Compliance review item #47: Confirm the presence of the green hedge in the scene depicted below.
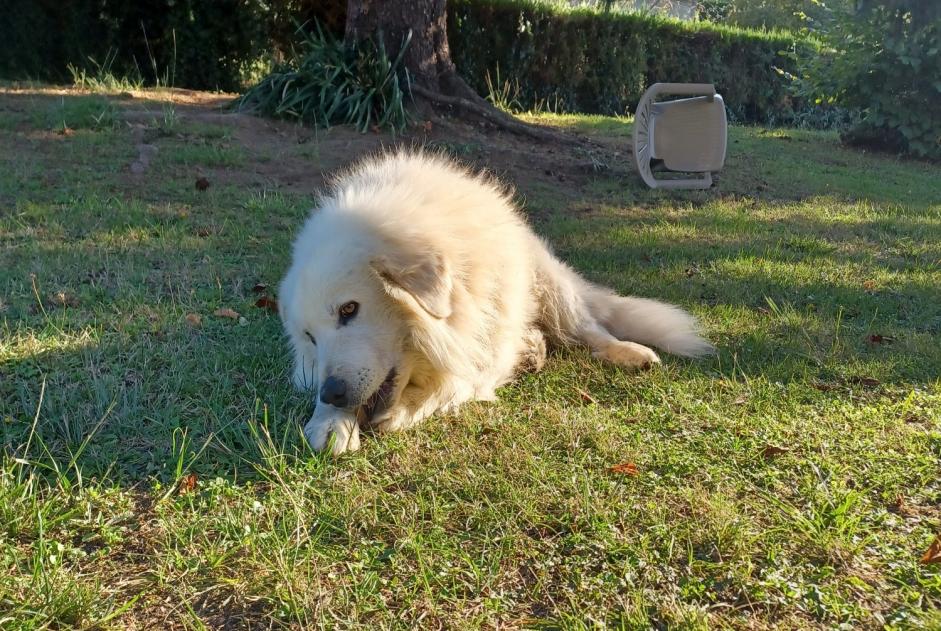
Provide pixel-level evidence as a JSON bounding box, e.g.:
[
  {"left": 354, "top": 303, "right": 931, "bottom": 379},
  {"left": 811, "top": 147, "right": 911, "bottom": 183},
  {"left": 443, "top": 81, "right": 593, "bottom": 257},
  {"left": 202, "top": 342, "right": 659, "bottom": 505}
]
[
  {"left": 1, "top": 0, "right": 281, "bottom": 92},
  {"left": 1, "top": 0, "right": 809, "bottom": 122},
  {"left": 448, "top": 0, "right": 812, "bottom": 121}
]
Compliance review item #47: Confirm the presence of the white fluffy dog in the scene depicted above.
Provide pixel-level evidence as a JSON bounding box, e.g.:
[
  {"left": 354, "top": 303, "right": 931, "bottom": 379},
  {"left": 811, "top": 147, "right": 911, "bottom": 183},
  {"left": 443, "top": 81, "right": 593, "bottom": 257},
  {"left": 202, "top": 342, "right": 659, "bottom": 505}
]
[{"left": 279, "top": 152, "right": 713, "bottom": 454}]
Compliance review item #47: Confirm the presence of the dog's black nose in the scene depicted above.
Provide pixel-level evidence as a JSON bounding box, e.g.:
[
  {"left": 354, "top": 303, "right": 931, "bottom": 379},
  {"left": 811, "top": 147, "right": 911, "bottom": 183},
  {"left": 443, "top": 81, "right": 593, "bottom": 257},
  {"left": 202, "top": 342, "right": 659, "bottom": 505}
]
[{"left": 319, "top": 376, "right": 348, "bottom": 408}]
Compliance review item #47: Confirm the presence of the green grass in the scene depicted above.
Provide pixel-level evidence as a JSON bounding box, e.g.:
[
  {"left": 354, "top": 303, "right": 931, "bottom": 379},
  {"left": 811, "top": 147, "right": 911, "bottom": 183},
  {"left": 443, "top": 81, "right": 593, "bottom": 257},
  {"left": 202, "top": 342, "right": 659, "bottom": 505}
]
[
  {"left": 0, "top": 93, "right": 939, "bottom": 629},
  {"left": 29, "top": 95, "right": 118, "bottom": 132},
  {"left": 162, "top": 142, "right": 247, "bottom": 168}
]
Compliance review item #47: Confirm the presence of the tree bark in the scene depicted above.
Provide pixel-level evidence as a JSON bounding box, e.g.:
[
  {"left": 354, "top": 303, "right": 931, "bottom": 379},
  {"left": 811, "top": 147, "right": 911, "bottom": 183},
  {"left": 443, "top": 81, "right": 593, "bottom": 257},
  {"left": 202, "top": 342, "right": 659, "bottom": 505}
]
[
  {"left": 344, "top": 0, "right": 582, "bottom": 143},
  {"left": 346, "top": 0, "right": 465, "bottom": 94}
]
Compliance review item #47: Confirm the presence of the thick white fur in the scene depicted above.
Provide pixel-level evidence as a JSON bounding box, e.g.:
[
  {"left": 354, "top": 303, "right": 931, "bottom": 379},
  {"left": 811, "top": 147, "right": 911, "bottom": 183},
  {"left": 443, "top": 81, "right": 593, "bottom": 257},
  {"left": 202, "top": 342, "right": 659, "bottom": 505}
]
[{"left": 280, "top": 151, "right": 713, "bottom": 454}]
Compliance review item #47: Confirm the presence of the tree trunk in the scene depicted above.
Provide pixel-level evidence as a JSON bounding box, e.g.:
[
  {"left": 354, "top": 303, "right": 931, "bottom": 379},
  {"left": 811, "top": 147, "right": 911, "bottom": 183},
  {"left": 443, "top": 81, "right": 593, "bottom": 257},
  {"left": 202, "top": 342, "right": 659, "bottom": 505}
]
[
  {"left": 345, "top": 0, "right": 471, "bottom": 97},
  {"left": 344, "top": 0, "right": 581, "bottom": 142}
]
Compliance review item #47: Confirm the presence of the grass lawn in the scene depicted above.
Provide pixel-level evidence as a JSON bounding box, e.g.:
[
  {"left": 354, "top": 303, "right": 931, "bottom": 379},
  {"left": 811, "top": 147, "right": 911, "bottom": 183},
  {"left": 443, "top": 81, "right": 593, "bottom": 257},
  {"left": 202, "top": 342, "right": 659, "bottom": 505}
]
[{"left": 0, "top": 88, "right": 939, "bottom": 629}]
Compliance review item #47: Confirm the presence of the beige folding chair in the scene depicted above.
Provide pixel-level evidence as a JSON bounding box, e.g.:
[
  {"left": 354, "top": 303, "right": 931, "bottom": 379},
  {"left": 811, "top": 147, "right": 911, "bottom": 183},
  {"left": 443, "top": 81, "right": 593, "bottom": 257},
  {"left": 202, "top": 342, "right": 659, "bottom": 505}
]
[{"left": 633, "top": 83, "right": 727, "bottom": 189}]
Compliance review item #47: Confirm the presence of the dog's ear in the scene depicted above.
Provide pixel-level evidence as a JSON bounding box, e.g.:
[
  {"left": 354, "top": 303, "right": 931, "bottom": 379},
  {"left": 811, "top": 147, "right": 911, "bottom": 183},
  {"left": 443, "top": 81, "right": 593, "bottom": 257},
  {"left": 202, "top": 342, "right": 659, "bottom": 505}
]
[{"left": 371, "top": 243, "right": 453, "bottom": 319}]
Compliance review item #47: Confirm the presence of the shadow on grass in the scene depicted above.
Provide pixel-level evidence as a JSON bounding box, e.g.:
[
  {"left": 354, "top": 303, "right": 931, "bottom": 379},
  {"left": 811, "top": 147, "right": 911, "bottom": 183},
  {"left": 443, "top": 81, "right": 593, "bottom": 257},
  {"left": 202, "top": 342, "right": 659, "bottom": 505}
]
[
  {"left": 549, "top": 205, "right": 941, "bottom": 385},
  {"left": 3, "top": 202, "right": 940, "bottom": 482},
  {"left": 2, "top": 90, "right": 939, "bottom": 485},
  {"left": 1, "top": 321, "right": 318, "bottom": 485}
]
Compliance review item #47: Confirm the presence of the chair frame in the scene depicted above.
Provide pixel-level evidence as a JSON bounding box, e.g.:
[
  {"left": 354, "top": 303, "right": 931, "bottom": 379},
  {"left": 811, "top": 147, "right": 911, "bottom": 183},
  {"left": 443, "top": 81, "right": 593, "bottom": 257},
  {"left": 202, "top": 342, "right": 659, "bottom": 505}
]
[{"left": 633, "top": 83, "right": 725, "bottom": 190}]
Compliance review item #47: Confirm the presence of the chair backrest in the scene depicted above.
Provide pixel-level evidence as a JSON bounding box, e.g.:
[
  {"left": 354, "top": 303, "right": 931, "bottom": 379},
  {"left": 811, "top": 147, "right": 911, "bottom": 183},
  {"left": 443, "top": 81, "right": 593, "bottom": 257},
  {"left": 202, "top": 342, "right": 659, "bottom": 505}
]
[{"left": 650, "top": 95, "right": 727, "bottom": 172}]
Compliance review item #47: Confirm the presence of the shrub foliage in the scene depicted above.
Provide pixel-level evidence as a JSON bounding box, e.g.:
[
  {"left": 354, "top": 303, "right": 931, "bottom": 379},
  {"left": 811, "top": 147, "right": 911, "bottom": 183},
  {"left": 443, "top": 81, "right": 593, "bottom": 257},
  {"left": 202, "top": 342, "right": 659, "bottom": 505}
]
[
  {"left": 448, "top": 0, "right": 812, "bottom": 121},
  {"left": 1, "top": 0, "right": 277, "bottom": 91},
  {"left": 795, "top": 2, "right": 941, "bottom": 159}
]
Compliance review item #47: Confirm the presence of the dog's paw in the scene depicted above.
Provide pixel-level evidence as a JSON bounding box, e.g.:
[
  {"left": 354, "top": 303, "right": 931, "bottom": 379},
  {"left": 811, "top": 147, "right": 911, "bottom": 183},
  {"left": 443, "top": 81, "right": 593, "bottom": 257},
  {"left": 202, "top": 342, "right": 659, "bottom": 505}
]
[
  {"left": 304, "top": 412, "right": 360, "bottom": 455},
  {"left": 517, "top": 328, "right": 547, "bottom": 374},
  {"left": 593, "top": 341, "right": 661, "bottom": 371},
  {"left": 370, "top": 409, "right": 409, "bottom": 434}
]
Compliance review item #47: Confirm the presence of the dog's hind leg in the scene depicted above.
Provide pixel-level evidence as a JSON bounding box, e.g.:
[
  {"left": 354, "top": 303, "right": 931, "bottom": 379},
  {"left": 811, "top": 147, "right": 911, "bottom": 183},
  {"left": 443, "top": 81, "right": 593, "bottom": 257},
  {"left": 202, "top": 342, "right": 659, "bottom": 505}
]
[
  {"left": 576, "top": 317, "right": 661, "bottom": 370},
  {"left": 531, "top": 237, "right": 712, "bottom": 365}
]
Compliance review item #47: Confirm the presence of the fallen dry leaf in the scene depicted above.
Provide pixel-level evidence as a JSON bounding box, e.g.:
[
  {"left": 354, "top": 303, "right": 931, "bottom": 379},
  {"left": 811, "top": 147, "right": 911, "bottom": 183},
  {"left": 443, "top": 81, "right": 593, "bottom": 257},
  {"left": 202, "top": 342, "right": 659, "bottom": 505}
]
[
  {"left": 761, "top": 444, "right": 789, "bottom": 459},
  {"left": 733, "top": 395, "right": 749, "bottom": 405},
  {"left": 177, "top": 473, "right": 198, "bottom": 495},
  {"left": 57, "top": 126, "right": 75, "bottom": 137},
  {"left": 609, "top": 462, "right": 639, "bottom": 476},
  {"left": 889, "top": 494, "right": 914, "bottom": 517},
  {"left": 920, "top": 535, "right": 941, "bottom": 564},
  {"left": 184, "top": 313, "right": 202, "bottom": 327},
  {"left": 255, "top": 296, "right": 278, "bottom": 313},
  {"left": 862, "top": 279, "right": 877, "bottom": 291},
  {"left": 213, "top": 307, "right": 240, "bottom": 320},
  {"left": 577, "top": 389, "right": 597, "bottom": 405},
  {"left": 867, "top": 333, "right": 895, "bottom": 345},
  {"left": 251, "top": 283, "right": 268, "bottom": 294},
  {"left": 49, "top": 291, "right": 79, "bottom": 308},
  {"left": 195, "top": 176, "right": 210, "bottom": 191}
]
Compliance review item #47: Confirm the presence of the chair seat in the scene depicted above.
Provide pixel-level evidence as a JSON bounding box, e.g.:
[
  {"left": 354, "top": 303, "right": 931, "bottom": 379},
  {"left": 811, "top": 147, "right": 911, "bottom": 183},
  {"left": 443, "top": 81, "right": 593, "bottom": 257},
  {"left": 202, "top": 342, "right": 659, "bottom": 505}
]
[
  {"left": 650, "top": 96, "right": 727, "bottom": 172},
  {"left": 632, "top": 83, "right": 728, "bottom": 190}
]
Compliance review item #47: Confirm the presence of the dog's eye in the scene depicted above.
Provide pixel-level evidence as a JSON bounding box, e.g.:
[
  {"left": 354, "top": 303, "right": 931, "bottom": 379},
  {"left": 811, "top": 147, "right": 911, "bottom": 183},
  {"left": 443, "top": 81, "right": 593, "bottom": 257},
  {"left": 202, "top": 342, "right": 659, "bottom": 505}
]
[
  {"left": 339, "top": 301, "right": 358, "bottom": 324},
  {"left": 305, "top": 331, "right": 316, "bottom": 345}
]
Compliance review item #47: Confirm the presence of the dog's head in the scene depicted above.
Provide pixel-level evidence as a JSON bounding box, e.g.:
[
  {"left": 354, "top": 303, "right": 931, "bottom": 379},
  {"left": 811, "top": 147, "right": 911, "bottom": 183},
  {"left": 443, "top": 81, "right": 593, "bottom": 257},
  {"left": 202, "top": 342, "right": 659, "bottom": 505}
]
[{"left": 279, "top": 208, "right": 453, "bottom": 441}]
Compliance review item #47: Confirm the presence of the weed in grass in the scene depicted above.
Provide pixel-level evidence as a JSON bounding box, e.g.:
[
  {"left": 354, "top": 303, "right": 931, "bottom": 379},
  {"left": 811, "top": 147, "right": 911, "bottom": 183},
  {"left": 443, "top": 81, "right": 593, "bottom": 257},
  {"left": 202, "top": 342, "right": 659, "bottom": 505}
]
[
  {"left": 31, "top": 95, "right": 117, "bottom": 132},
  {"left": 157, "top": 101, "right": 179, "bottom": 135},
  {"left": 68, "top": 48, "right": 144, "bottom": 93},
  {"left": 236, "top": 23, "right": 411, "bottom": 132},
  {"left": 180, "top": 122, "right": 233, "bottom": 141},
  {"left": 164, "top": 143, "right": 246, "bottom": 168},
  {"left": 485, "top": 64, "right": 524, "bottom": 114}
]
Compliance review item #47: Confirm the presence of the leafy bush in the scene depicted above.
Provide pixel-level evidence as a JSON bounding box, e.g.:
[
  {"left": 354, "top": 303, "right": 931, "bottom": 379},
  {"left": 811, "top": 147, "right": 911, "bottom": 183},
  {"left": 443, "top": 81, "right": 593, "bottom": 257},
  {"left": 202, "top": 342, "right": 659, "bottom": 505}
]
[
  {"left": 1, "top": 0, "right": 274, "bottom": 91},
  {"left": 793, "top": 2, "right": 941, "bottom": 160},
  {"left": 235, "top": 26, "right": 411, "bottom": 132},
  {"left": 448, "top": 0, "right": 814, "bottom": 121},
  {"left": 694, "top": 0, "right": 854, "bottom": 32}
]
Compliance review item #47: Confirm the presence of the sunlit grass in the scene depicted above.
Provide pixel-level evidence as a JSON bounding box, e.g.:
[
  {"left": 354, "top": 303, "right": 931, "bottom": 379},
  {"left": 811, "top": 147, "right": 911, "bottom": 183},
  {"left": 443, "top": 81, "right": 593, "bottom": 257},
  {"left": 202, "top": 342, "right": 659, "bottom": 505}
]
[{"left": 0, "top": 90, "right": 939, "bottom": 629}]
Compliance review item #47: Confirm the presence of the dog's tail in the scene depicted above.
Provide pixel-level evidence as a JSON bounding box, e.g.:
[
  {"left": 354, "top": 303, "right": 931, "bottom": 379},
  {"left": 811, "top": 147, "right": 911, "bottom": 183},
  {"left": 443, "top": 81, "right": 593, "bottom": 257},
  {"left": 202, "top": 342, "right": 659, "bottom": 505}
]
[
  {"left": 533, "top": 238, "right": 714, "bottom": 362},
  {"left": 577, "top": 283, "right": 715, "bottom": 357}
]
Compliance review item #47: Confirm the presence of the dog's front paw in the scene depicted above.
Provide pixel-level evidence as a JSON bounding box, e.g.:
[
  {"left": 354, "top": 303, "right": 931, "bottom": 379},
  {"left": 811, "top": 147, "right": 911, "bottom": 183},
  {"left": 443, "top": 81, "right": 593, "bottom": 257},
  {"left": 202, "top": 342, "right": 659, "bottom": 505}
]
[
  {"left": 517, "top": 327, "right": 547, "bottom": 373},
  {"left": 369, "top": 408, "right": 408, "bottom": 434},
  {"left": 304, "top": 411, "right": 360, "bottom": 455}
]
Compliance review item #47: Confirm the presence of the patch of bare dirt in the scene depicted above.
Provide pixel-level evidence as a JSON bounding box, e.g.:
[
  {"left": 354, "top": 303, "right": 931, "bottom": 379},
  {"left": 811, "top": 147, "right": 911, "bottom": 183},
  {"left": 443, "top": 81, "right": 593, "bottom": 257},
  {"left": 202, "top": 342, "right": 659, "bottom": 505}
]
[
  {"left": 29, "top": 87, "right": 622, "bottom": 190},
  {"left": 0, "top": 87, "right": 634, "bottom": 225}
]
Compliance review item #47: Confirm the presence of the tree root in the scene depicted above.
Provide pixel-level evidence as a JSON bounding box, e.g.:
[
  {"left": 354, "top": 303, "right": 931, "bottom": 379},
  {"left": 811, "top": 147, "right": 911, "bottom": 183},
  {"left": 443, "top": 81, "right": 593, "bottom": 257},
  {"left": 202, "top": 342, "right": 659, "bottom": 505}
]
[{"left": 410, "top": 84, "right": 588, "bottom": 146}]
